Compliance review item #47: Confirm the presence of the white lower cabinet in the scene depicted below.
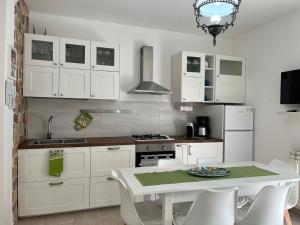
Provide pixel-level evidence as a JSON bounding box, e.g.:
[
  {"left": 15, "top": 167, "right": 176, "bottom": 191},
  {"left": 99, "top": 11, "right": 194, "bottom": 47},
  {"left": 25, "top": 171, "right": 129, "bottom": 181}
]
[
  {"left": 90, "top": 176, "right": 120, "bottom": 208},
  {"left": 18, "top": 147, "right": 90, "bottom": 183},
  {"left": 175, "top": 142, "right": 223, "bottom": 165},
  {"left": 91, "top": 145, "right": 135, "bottom": 177},
  {"left": 90, "top": 145, "right": 135, "bottom": 208},
  {"left": 19, "top": 178, "right": 90, "bottom": 217},
  {"left": 18, "top": 145, "right": 135, "bottom": 217}
]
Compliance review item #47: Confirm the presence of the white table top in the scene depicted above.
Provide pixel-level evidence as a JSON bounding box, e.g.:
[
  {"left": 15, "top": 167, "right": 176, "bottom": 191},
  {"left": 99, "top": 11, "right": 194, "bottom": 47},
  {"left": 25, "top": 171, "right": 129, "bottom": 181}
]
[{"left": 118, "top": 161, "right": 300, "bottom": 196}]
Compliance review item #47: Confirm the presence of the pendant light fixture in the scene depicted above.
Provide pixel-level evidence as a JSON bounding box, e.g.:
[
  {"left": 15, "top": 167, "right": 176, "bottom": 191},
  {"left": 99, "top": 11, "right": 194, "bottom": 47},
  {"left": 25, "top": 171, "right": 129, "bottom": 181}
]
[{"left": 193, "top": 0, "right": 241, "bottom": 46}]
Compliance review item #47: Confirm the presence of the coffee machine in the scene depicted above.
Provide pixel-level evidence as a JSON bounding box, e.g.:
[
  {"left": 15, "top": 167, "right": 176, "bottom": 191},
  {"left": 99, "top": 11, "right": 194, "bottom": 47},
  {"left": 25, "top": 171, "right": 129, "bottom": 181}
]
[{"left": 196, "top": 116, "right": 210, "bottom": 137}]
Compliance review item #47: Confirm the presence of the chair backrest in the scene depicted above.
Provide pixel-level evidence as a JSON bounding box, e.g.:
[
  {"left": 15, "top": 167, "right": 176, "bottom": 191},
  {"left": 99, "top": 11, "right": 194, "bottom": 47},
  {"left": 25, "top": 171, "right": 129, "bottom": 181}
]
[
  {"left": 235, "top": 185, "right": 291, "bottom": 225},
  {"left": 111, "top": 171, "right": 144, "bottom": 225},
  {"left": 268, "top": 159, "right": 299, "bottom": 208},
  {"left": 183, "top": 188, "right": 238, "bottom": 225},
  {"left": 158, "top": 158, "right": 183, "bottom": 167}
]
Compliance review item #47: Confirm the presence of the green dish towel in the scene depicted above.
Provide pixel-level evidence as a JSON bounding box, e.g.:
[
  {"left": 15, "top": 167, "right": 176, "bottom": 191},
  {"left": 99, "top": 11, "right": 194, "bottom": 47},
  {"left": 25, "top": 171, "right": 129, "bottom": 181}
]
[{"left": 49, "top": 149, "right": 64, "bottom": 177}]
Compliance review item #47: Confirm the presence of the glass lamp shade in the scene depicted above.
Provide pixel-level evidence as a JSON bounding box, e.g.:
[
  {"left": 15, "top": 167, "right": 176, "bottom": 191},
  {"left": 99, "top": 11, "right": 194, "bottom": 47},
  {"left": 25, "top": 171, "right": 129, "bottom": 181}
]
[{"left": 194, "top": 0, "right": 241, "bottom": 46}]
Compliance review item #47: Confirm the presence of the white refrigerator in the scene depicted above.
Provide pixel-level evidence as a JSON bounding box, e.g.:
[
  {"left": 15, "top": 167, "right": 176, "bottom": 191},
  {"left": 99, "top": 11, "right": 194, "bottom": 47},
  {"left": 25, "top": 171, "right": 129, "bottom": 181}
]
[{"left": 202, "top": 105, "right": 254, "bottom": 163}]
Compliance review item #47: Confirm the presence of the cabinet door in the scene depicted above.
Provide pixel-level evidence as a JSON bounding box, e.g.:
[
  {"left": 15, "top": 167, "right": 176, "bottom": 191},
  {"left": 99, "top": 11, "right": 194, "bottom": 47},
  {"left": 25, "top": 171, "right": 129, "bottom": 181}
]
[
  {"left": 18, "top": 147, "right": 90, "bottom": 182},
  {"left": 24, "top": 34, "right": 59, "bottom": 68},
  {"left": 187, "top": 143, "right": 223, "bottom": 165},
  {"left": 91, "top": 71, "right": 119, "bottom": 100},
  {"left": 215, "top": 55, "right": 245, "bottom": 103},
  {"left": 24, "top": 65, "right": 59, "bottom": 98},
  {"left": 91, "top": 145, "right": 135, "bottom": 177},
  {"left": 182, "top": 51, "right": 205, "bottom": 77},
  {"left": 59, "top": 68, "right": 91, "bottom": 99},
  {"left": 91, "top": 41, "right": 120, "bottom": 71},
  {"left": 181, "top": 77, "right": 204, "bottom": 102},
  {"left": 19, "top": 178, "right": 90, "bottom": 217},
  {"left": 60, "top": 38, "right": 90, "bottom": 70},
  {"left": 90, "top": 176, "right": 120, "bottom": 208},
  {"left": 175, "top": 143, "right": 188, "bottom": 164}
]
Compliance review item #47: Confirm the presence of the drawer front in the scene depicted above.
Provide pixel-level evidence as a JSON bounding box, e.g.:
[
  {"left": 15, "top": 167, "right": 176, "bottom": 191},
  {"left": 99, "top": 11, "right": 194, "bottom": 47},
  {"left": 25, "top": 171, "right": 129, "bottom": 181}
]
[
  {"left": 90, "top": 176, "right": 120, "bottom": 208},
  {"left": 91, "top": 145, "right": 135, "bottom": 177},
  {"left": 19, "top": 178, "right": 90, "bottom": 217},
  {"left": 19, "top": 147, "right": 90, "bottom": 182}
]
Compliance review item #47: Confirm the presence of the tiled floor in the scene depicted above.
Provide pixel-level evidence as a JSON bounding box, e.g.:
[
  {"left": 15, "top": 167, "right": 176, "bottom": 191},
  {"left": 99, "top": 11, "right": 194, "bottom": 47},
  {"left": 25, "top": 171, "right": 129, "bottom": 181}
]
[{"left": 17, "top": 207, "right": 300, "bottom": 225}]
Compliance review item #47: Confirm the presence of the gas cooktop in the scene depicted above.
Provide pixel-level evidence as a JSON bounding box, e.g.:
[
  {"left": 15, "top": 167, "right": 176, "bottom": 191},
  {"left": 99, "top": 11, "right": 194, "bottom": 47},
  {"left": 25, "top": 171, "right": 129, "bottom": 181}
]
[{"left": 130, "top": 134, "right": 174, "bottom": 142}]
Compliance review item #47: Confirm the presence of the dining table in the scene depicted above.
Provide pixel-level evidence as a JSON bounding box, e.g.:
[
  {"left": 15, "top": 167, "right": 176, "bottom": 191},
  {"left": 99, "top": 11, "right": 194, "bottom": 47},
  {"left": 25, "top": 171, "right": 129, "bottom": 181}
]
[{"left": 118, "top": 161, "right": 300, "bottom": 225}]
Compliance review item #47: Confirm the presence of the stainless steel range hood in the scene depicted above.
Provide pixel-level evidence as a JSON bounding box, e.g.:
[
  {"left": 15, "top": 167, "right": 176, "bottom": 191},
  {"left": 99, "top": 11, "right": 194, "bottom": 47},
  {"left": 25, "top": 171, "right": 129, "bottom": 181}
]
[{"left": 127, "top": 46, "right": 172, "bottom": 95}]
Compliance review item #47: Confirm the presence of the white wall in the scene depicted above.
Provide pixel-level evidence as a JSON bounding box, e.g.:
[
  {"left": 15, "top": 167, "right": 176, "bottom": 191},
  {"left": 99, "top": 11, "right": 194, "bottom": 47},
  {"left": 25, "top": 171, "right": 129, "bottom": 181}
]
[
  {"left": 233, "top": 9, "right": 300, "bottom": 163},
  {"left": 0, "top": 0, "right": 15, "bottom": 224},
  {"left": 29, "top": 12, "right": 233, "bottom": 102}
]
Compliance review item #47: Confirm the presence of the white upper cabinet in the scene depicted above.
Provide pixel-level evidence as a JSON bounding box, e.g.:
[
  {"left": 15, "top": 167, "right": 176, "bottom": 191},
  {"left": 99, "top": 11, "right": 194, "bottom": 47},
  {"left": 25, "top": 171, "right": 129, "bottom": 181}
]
[
  {"left": 24, "top": 65, "right": 59, "bottom": 98},
  {"left": 182, "top": 51, "right": 205, "bottom": 77},
  {"left": 91, "top": 71, "right": 119, "bottom": 100},
  {"left": 59, "top": 68, "right": 91, "bottom": 99},
  {"left": 181, "top": 77, "right": 204, "bottom": 102},
  {"left": 25, "top": 34, "right": 60, "bottom": 68},
  {"left": 172, "top": 51, "right": 205, "bottom": 102},
  {"left": 60, "top": 38, "right": 91, "bottom": 70},
  {"left": 91, "top": 41, "right": 120, "bottom": 71},
  {"left": 215, "top": 55, "right": 245, "bottom": 103}
]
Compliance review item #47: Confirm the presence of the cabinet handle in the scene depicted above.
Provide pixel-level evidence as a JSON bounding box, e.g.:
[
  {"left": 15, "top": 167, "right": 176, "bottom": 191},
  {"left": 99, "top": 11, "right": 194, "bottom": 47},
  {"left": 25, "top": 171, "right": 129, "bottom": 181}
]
[
  {"left": 91, "top": 94, "right": 95, "bottom": 98},
  {"left": 183, "top": 98, "right": 186, "bottom": 101},
  {"left": 184, "top": 73, "right": 186, "bottom": 75},
  {"left": 60, "top": 63, "right": 63, "bottom": 66},
  {"left": 91, "top": 65, "right": 95, "bottom": 69},
  {"left": 53, "top": 62, "right": 58, "bottom": 66},
  {"left": 107, "top": 177, "right": 115, "bottom": 181},
  {"left": 217, "top": 75, "right": 220, "bottom": 78},
  {"left": 176, "top": 144, "right": 182, "bottom": 147},
  {"left": 108, "top": 147, "right": 120, "bottom": 151},
  {"left": 49, "top": 181, "right": 64, "bottom": 186},
  {"left": 53, "top": 93, "right": 57, "bottom": 96},
  {"left": 216, "top": 99, "right": 219, "bottom": 102},
  {"left": 188, "top": 145, "right": 192, "bottom": 155},
  {"left": 60, "top": 94, "right": 63, "bottom": 97}
]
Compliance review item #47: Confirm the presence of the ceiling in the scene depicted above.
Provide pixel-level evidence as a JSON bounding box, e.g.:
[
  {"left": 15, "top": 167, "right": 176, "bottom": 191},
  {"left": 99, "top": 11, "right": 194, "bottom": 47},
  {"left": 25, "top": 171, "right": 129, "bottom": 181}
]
[{"left": 25, "top": 0, "right": 300, "bottom": 37}]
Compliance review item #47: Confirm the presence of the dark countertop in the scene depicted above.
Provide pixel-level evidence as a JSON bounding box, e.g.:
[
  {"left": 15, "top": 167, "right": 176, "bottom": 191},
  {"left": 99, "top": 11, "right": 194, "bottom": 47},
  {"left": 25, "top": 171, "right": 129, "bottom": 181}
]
[{"left": 18, "top": 136, "right": 223, "bottom": 150}]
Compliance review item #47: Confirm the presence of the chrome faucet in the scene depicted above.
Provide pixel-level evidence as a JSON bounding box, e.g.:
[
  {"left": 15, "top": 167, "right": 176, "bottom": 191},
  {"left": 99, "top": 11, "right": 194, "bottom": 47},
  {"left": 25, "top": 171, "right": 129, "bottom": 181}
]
[{"left": 47, "top": 115, "right": 53, "bottom": 139}]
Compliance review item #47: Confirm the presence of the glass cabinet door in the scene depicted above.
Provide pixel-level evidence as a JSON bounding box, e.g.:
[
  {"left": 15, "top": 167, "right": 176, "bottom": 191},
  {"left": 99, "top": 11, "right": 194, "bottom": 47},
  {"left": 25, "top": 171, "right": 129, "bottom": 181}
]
[
  {"left": 60, "top": 38, "right": 91, "bottom": 70},
  {"left": 182, "top": 51, "right": 205, "bottom": 77},
  {"left": 65, "top": 44, "right": 86, "bottom": 64},
  {"left": 215, "top": 55, "right": 245, "bottom": 103},
  {"left": 91, "top": 41, "right": 120, "bottom": 71},
  {"left": 219, "top": 59, "right": 243, "bottom": 76},
  {"left": 24, "top": 34, "right": 59, "bottom": 67}
]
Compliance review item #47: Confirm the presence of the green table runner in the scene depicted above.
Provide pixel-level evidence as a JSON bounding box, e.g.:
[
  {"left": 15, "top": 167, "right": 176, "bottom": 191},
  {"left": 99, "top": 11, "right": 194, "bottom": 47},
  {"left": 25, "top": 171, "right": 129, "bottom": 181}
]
[{"left": 135, "top": 166, "right": 278, "bottom": 186}]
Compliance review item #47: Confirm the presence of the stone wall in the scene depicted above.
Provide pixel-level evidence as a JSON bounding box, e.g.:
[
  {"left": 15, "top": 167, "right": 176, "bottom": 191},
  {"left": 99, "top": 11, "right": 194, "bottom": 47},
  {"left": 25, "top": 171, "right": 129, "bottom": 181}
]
[{"left": 13, "top": 0, "right": 28, "bottom": 224}]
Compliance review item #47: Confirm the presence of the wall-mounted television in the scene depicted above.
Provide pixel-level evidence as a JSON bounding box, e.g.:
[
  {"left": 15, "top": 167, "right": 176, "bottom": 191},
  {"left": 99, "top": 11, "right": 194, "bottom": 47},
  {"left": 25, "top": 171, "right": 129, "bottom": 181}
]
[{"left": 281, "top": 69, "right": 300, "bottom": 104}]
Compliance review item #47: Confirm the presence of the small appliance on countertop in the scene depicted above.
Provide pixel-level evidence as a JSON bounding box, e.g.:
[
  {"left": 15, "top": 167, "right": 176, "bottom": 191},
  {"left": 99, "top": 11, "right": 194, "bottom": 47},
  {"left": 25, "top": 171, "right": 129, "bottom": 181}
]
[
  {"left": 196, "top": 116, "right": 210, "bottom": 137},
  {"left": 186, "top": 122, "right": 194, "bottom": 138}
]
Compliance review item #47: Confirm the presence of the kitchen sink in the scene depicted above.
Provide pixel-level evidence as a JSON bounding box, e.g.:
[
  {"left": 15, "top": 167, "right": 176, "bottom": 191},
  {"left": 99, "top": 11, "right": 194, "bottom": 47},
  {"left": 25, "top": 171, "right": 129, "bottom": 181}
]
[{"left": 28, "top": 138, "right": 88, "bottom": 145}]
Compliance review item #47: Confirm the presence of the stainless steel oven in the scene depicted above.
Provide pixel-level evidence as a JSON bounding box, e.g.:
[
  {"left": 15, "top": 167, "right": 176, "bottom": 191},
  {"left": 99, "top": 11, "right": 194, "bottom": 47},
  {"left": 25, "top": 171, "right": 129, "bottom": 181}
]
[{"left": 135, "top": 143, "right": 175, "bottom": 167}]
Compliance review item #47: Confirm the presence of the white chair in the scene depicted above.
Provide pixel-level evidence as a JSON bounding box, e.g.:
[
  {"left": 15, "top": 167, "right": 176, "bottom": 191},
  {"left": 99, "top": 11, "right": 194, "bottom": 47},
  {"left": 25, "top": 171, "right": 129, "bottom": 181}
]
[
  {"left": 268, "top": 159, "right": 299, "bottom": 225},
  {"left": 111, "top": 171, "right": 162, "bottom": 225},
  {"left": 173, "top": 188, "right": 238, "bottom": 225},
  {"left": 157, "top": 158, "right": 184, "bottom": 167},
  {"left": 235, "top": 185, "right": 292, "bottom": 225}
]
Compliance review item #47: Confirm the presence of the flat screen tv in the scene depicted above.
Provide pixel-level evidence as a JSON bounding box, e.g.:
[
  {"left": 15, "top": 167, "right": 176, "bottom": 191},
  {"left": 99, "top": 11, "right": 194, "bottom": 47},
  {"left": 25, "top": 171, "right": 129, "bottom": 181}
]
[{"left": 281, "top": 69, "right": 300, "bottom": 104}]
